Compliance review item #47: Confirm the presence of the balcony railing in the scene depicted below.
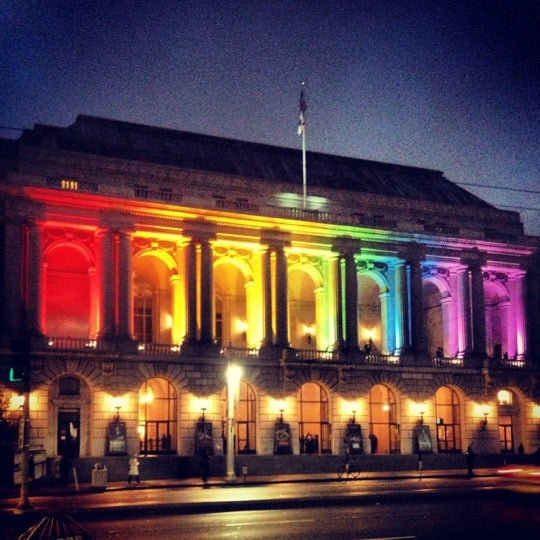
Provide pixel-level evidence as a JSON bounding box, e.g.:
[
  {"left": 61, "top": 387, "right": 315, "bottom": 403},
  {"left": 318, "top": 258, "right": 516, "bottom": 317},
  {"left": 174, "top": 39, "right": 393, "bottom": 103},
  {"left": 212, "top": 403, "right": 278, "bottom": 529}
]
[{"left": 432, "top": 356, "right": 465, "bottom": 367}]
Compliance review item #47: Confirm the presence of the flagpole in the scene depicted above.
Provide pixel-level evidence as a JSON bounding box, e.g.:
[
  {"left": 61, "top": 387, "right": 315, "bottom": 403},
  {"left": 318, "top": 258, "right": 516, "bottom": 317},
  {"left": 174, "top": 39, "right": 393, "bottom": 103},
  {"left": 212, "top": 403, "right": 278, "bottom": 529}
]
[
  {"left": 302, "top": 117, "right": 307, "bottom": 210},
  {"left": 298, "top": 82, "right": 307, "bottom": 210}
]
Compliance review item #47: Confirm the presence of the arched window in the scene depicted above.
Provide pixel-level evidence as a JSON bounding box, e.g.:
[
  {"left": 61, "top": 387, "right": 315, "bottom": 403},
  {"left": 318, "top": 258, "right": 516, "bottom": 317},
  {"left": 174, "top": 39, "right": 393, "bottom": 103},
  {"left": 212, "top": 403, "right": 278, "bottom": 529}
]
[
  {"left": 435, "top": 387, "right": 461, "bottom": 453},
  {"left": 369, "top": 384, "right": 400, "bottom": 454},
  {"left": 298, "top": 382, "right": 331, "bottom": 454},
  {"left": 138, "top": 378, "right": 177, "bottom": 454},
  {"left": 498, "top": 389, "right": 518, "bottom": 454}
]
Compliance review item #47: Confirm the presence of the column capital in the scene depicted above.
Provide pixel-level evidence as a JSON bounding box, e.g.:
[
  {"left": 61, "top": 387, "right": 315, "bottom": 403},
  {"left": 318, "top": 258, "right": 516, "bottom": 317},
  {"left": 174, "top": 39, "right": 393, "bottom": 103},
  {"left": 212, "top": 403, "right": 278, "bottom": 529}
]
[
  {"left": 460, "top": 247, "right": 487, "bottom": 268},
  {"left": 259, "top": 228, "right": 291, "bottom": 249},
  {"left": 332, "top": 236, "right": 361, "bottom": 255},
  {"left": 398, "top": 242, "right": 426, "bottom": 263}
]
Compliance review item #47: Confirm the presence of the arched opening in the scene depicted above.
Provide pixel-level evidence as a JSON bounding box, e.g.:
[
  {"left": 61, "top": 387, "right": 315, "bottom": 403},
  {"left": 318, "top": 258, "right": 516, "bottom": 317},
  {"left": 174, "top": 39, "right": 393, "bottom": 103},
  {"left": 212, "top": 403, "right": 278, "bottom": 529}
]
[
  {"left": 497, "top": 389, "right": 522, "bottom": 454},
  {"left": 51, "top": 375, "right": 91, "bottom": 458},
  {"left": 298, "top": 382, "right": 331, "bottom": 454},
  {"left": 221, "top": 380, "right": 257, "bottom": 454},
  {"left": 435, "top": 386, "right": 462, "bottom": 453},
  {"left": 133, "top": 254, "right": 173, "bottom": 344},
  {"left": 369, "top": 384, "right": 400, "bottom": 454},
  {"left": 44, "top": 244, "right": 92, "bottom": 338},
  {"left": 423, "top": 281, "right": 444, "bottom": 357},
  {"left": 138, "top": 378, "right": 177, "bottom": 454},
  {"left": 485, "top": 280, "right": 509, "bottom": 359},
  {"left": 288, "top": 267, "right": 317, "bottom": 350},
  {"left": 358, "top": 274, "right": 381, "bottom": 353},
  {"left": 214, "top": 261, "right": 247, "bottom": 348}
]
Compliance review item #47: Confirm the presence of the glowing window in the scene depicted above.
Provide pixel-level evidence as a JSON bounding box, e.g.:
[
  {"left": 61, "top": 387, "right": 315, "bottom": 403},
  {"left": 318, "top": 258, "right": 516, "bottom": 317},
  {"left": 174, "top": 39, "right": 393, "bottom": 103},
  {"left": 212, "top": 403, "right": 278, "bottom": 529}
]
[{"left": 498, "top": 390, "right": 512, "bottom": 405}]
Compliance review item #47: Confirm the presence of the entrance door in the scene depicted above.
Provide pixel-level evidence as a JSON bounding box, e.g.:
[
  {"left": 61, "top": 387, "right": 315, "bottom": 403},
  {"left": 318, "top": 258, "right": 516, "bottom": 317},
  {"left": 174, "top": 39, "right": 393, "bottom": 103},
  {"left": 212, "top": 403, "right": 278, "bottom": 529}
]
[{"left": 57, "top": 409, "right": 80, "bottom": 459}]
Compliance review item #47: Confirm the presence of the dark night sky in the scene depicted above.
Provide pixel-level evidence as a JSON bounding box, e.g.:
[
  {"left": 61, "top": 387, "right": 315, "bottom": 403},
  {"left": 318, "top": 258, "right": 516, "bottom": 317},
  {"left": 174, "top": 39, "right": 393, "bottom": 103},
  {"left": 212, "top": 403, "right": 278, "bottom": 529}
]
[{"left": 1, "top": 0, "right": 538, "bottom": 235}]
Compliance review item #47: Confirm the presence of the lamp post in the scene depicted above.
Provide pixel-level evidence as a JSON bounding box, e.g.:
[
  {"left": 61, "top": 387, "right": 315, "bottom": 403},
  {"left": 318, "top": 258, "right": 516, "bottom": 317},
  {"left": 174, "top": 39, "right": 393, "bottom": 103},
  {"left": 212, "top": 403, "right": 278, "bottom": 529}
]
[
  {"left": 225, "top": 363, "right": 242, "bottom": 482},
  {"left": 16, "top": 391, "right": 32, "bottom": 511}
]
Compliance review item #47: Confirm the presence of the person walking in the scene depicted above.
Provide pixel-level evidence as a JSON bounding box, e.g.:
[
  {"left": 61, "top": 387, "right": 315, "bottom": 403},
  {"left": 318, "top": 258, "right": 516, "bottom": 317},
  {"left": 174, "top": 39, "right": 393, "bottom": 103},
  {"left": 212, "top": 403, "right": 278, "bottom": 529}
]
[
  {"left": 128, "top": 454, "right": 140, "bottom": 484},
  {"left": 465, "top": 445, "right": 476, "bottom": 478}
]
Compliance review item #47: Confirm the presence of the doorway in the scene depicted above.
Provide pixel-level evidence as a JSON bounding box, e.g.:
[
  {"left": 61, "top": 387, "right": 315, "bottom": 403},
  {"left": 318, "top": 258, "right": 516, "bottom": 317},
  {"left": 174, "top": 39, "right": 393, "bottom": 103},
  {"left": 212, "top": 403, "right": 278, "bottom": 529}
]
[{"left": 57, "top": 409, "right": 80, "bottom": 459}]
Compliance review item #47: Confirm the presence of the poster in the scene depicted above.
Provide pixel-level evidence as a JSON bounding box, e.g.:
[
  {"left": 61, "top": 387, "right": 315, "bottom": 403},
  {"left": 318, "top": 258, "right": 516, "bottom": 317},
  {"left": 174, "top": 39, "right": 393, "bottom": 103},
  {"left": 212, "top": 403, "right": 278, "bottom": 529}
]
[
  {"left": 196, "top": 421, "right": 213, "bottom": 455},
  {"left": 108, "top": 421, "right": 127, "bottom": 455},
  {"left": 274, "top": 422, "right": 292, "bottom": 454},
  {"left": 345, "top": 423, "right": 363, "bottom": 454},
  {"left": 415, "top": 425, "right": 433, "bottom": 453}
]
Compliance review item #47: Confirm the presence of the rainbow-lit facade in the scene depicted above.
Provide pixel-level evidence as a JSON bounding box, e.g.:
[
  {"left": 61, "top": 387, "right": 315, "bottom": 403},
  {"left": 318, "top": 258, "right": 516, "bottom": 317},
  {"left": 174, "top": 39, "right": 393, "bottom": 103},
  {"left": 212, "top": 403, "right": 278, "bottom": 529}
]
[{"left": 1, "top": 116, "right": 539, "bottom": 467}]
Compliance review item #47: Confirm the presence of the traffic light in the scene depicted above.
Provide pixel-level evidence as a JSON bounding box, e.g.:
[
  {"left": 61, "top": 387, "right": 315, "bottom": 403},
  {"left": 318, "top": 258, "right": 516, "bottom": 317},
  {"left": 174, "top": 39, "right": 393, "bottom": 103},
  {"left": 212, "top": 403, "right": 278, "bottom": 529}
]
[{"left": 9, "top": 364, "right": 26, "bottom": 383}]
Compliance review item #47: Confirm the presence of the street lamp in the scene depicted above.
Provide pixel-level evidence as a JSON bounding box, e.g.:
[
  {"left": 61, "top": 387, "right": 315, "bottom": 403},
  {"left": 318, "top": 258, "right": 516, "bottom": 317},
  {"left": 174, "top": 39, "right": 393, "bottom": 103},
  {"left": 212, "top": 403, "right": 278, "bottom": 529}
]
[{"left": 225, "top": 363, "right": 242, "bottom": 482}]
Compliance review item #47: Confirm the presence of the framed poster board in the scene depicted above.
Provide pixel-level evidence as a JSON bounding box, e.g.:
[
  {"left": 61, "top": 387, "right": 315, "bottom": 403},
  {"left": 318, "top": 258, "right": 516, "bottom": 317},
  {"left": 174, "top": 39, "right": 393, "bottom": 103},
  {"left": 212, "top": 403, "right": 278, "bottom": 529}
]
[
  {"left": 196, "top": 421, "right": 213, "bottom": 455},
  {"left": 274, "top": 422, "right": 292, "bottom": 454},
  {"left": 345, "top": 423, "right": 363, "bottom": 454},
  {"left": 415, "top": 425, "right": 433, "bottom": 454},
  {"left": 107, "top": 421, "right": 127, "bottom": 455}
]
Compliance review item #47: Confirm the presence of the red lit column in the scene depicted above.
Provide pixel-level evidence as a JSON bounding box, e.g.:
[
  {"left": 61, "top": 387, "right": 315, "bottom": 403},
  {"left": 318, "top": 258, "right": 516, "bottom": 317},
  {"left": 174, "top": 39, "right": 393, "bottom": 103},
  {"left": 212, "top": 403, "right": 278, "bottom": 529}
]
[
  {"left": 98, "top": 229, "right": 115, "bottom": 340},
  {"left": 25, "top": 221, "right": 44, "bottom": 336}
]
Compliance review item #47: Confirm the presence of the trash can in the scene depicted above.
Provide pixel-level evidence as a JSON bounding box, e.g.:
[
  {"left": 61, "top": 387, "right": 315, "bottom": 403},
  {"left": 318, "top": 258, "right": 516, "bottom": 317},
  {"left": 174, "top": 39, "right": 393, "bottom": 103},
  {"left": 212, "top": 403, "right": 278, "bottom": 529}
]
[{"left": 91, "top": 463, "right": 107, "bottom": 488}]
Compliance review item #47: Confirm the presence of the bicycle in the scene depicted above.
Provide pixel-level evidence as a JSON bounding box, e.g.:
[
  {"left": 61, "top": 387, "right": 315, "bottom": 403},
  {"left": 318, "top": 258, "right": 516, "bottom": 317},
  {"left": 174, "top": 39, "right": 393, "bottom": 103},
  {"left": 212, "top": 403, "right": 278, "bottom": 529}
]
[{"left": 337, "top": 455, "right": 361, "bottom": 480}]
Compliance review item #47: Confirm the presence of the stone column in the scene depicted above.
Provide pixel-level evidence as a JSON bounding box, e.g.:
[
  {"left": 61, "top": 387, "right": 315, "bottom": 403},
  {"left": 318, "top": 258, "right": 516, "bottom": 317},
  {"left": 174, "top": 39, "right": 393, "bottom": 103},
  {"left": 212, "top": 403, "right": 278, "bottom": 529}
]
[
  {"left": 184, "top": 239, "right": 198, "bottom": 344},
  {"left": 274, "top": 244, "right": 289, "bottom": 348},
  {"left": 25, "top": 221, "right": 44, "bottom": 336},
  {"left": 1, "top": 219, "right": 24, "bottom": 342},
  {"left": 261, "top": 247, "right": 273, "bottom": 347},
  {"left": 508, "top": 271, "right": 527, "bottom": 359},
  {"left": 344, "top": 251, "right": 359, "bottom": 351},
  {"left": 460, "top": 249, "right": 487, "bottom": 358},
  {"left": 332, "top": 238, "right": 361, "bottom": 353},
  {"left": 199, "top": 238, "right": 214, "bottom": 345},
  {"left": 98, "top": 229, "right": 115, "bottom": 340},
  {"left": 399, "top": 243, "right": 427, "bottom": 354},
  {"left": 117, "top": 230, "right": 133, "bottom": 340}
]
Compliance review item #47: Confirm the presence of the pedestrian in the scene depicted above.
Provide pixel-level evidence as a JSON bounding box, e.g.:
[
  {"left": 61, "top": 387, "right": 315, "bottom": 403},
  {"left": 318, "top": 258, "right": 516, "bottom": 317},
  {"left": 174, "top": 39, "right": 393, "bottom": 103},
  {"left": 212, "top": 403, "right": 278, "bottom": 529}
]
[
  {"left": 128, "top": 454, "right": 140, "bottom": 484},
  {"left": 465, "top": 445, "right": 476, "bottom": 478},
  {"left": 200, "top": 447, "right": 210, "bottom": 484}
]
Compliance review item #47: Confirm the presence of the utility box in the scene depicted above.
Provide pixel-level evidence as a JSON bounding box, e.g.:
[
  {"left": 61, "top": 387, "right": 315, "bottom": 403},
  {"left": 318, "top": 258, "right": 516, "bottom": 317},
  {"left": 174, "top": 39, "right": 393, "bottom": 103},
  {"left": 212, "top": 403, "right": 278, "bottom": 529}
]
[{"left": 91, "top": 464, "right": 107, "bottom": 488}]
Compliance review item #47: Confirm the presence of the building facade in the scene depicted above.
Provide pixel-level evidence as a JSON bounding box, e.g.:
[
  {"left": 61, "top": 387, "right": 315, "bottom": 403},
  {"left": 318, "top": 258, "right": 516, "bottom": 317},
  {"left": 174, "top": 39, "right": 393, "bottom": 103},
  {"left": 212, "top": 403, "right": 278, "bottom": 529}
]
[{"left": 1, "top": 116, "right": 539, "bottom": 468}]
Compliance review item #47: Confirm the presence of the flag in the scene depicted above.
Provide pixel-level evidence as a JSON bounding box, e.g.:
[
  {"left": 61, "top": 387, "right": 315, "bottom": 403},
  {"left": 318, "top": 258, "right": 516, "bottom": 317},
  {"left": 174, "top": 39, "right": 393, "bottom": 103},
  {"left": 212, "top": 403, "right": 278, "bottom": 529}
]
[{"left": 298, "top": 86, "right": 307, "bottom": 135}]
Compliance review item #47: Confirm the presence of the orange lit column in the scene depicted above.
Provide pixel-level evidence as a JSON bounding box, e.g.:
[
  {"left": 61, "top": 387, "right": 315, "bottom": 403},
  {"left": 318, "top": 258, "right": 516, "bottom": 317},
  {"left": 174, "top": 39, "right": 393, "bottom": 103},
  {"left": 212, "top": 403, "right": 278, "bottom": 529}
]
[
  {"left": 184, "top": 239, "right": 198, "bottom": 344},
  {"left": 199, "top": 238, "right": 214, "bottom": 345},
  {"left": 117, "top": 230, "right": 133, "bottom": 340},
  {"left": 274, "top": 244, "right": 289, "bottom": 348}
]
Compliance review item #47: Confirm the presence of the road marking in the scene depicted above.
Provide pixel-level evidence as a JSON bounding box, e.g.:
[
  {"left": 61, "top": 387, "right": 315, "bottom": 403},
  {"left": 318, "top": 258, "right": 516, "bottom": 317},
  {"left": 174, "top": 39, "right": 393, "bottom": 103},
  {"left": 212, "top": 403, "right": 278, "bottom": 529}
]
[{"left": 226, "top": 518, "right": 315, "bottom": 527}]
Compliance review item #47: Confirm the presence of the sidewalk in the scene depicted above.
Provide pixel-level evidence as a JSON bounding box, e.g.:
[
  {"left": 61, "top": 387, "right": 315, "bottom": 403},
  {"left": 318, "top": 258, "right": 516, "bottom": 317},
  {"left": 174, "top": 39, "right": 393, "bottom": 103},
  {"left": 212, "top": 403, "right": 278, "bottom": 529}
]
[{"left": 1, "top": 467, "right": 499, "bottom": 502}]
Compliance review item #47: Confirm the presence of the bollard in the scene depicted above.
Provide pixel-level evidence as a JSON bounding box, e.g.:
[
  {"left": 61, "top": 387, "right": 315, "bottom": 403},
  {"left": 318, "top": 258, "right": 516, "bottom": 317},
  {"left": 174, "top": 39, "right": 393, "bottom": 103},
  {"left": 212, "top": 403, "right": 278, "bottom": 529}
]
[{"left": 242, "top": 465, "right": 248, "bottom": 483}]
